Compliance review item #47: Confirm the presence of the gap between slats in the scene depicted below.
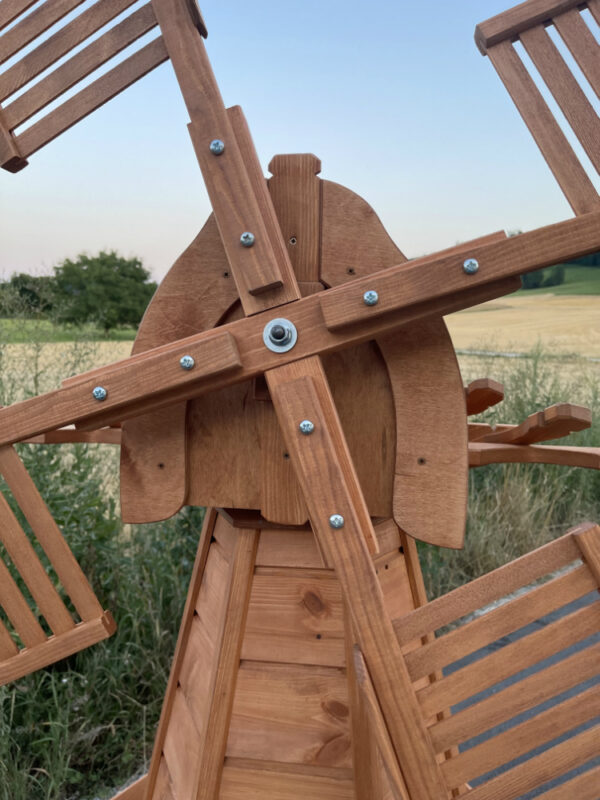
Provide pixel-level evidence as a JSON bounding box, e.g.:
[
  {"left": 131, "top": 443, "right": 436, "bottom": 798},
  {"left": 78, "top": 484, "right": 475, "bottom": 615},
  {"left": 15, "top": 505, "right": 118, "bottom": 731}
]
[{"left": 0, "top": 0, "right": 86, "bottom": 67}]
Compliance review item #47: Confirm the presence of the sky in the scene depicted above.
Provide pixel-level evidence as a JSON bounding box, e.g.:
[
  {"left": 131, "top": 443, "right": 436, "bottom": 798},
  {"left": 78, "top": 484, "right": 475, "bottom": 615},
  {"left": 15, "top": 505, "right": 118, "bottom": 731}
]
[{"left": 1, "top": 0, "right": 599, "bottom": 281}]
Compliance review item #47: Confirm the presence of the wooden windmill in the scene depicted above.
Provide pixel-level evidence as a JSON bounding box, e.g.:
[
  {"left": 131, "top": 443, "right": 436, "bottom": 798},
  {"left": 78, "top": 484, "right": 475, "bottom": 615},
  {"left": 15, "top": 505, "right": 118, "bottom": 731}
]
[{"left": 1, "top": 1, "right": 599, "bottom": 799}]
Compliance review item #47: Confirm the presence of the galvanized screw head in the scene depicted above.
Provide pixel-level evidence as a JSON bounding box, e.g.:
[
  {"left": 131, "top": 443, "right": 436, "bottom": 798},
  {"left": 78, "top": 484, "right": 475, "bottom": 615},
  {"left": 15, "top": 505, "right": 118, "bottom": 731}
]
[
  {"left": 209, "top": 139, "right": 225, "bottom": 155},
  {"left": 268, "top": 323, "right": 292, "bottom": 346},
  {"left": 240, "top": 231, "right": 255, "bottom": 248},
  {"left": 263, "top": 318, "right": 298, "bottom": 353},
  {"left": 92, "top": 386, "right": 107, "bottom": 401},
  {"left": 363, "top": 290, "right": 379, "bottom": 306},
  {"left": 463, "top": 258, "right": 479, "bottom": 275},
  {"left": 329, "top": 514, "right": 345, "bottom": 529},
  {"left": 179, "top": 355, "right": 195, "bottom": 370},
  {"left": 299, "top": 420, "right": 315, "bottom": 435}
]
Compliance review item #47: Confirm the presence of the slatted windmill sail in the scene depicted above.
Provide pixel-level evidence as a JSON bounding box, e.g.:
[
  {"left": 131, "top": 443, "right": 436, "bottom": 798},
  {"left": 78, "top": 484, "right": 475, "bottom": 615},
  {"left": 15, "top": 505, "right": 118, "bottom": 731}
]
[{"left": 0, "top": 0, "right": 599, "bottom": 799}]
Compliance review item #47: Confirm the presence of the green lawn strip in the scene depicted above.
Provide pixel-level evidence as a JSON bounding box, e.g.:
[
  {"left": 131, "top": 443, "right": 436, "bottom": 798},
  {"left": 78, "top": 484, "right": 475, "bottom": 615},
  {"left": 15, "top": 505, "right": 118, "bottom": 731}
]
[
  {"left": 514, "top": 266, "right": 600, "bottom": 296},
  {"left": 0, "top": 318, "right": 137, "bottom": 343}
]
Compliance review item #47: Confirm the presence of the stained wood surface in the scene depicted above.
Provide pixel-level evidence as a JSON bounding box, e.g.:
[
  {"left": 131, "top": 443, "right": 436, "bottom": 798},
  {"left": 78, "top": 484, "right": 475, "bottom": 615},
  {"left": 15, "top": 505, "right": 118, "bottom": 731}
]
[
  {"left": 475, "top": 0, "right": 584, "bottom": 52},
  {"left": 0, "top": 0, "right": 38, "bottom": 31},
  {"left": 220, "top": 761, "right": 354, "bottom": 800},
  {"left": 553, "top": 8, "right": 600, "bottom": 99},
  {"left": 469, "top": 441, "right": 600, "bottom": 468},
  {"left": 465, "top": 378, "right": 504, "bottom": 415},
  {"left": 0, "top": 106, "right": 26, "bottom": 172},
  {"left": 0, "top": 0, "right": 86, "bottom": 66},
  {"left": 481, "top": 402, "right": 591, "bottom": 445},
  {"left": 267, "top": 357, "right": 448, "bottom": 800}
]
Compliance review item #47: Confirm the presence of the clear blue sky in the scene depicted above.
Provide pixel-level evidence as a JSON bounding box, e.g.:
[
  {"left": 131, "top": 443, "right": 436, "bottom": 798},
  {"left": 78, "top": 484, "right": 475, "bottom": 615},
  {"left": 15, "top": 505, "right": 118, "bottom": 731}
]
[{"left": 1, "top": 0, "right": 599, "bottom": 280}]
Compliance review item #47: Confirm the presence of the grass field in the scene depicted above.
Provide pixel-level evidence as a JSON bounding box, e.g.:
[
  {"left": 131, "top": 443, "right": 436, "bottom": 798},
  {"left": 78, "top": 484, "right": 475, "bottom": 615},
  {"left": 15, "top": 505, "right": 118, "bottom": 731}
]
[
  {"left": 0, "top": 318, "right": 137, "bottom": 343},
  {"left": 514, "top": 265, "right": 600, "bottom": 296}
]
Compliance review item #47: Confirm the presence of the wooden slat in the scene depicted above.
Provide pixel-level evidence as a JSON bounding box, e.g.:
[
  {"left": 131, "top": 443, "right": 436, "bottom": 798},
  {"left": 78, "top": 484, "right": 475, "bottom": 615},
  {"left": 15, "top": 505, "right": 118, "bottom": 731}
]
[
  {"left": 429, "top": 640, "right": 600, "bottom": 753},
  {"left": 0, "top": 445, "right": 104, "bottom": 621},
  {"left": 220, "top": 761, "right": 354, "bottom": 800},
  {"left": 1, "top": 211, "right": 600, "bottom": 445},
  {"left": 553, "top": 8, "right": 600, "bottom": 99},
  {"left": 394, "top": 528, "right": 582, "bottom": 646},
  {"left": 4, "top": 3, "right": 159, "bottom": 130},
  {"left": 486, "top": 41, "right": 599, "bottom": 215},
  {"left": 538, "top": 765, "right": 600, "bottom": 800},
  {"left": 0, "top": 618, "right": 19, "bottom": 659},
  {"left": 469, "top": 442, "right": 600, "bottom": 469},
  {"left": 465, "top": 378, "right": 504, "bottom": 415},
  {"left": 266, "top": 356, "right": 448, "bottom": 800},
  {"left": 475, "top": 0, "right": 584, "bottom": 52},
  {"left": 0, "top": 612, "right": 115, "bottom": 685},
  {"left": 575, "top": 523, "right": 600, "bottom": 584},
  {"left": 0, "top": 0, "right": 86, "bottom": 66},
  {"left": 161, "top": 687, "right": 202, "bottom": 800},
  {"left": 417, "top": 599, "right": 600, "bottom": 718},
  {"left": 442, "top": 685, "right": 600, "bottom": 788},
  {"left": 0, "top": 0, "right": 38, "bottom": 32},
  {"left": 15, "top": 35, "right": 169, "bottom": 158},
  {"left": 194, "top": 528, "right": 259, "bottom": 800},
  {"left": 144, "top": 509, "right": 216, "bottom": 799},
  {"left": 0, "top": 491, "right": 74, "bottom": 635},
  {"left": 0, "top": 554, "right": 46, "bottom": 648},
  {"left": 0, "top": 0, "right": 140, "bottom": 103},
  {"left": 519, "top": 25, "right": 600, "bottom": 172},
  {"left": 479, "top": 403, "right": 591, "bottom": 445},
  {"left": 0, "top": 106, "right": 27, "bottom": 171},
  {"left": 589, "top": 0, "right": 600, "bottom": 25},
  {"left": 465, "top": 723, "right": 599, "bottom": 800},
  {"left": 227, "top": 661, "right": 352, "bottom": 768},
  {"left": 405, "top": 563, "right": 596, "bottom": 682},
  {"left": 152, "top": 0, "right": 300, "bottom": 312},
  {"left": 22, "top": 427, "right": 121, "bottom": 444}
]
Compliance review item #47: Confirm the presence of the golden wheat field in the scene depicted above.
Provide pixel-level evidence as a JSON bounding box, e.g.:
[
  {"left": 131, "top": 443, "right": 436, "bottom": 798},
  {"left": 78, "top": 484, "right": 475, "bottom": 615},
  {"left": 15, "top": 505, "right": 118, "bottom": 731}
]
[{"left": 445, "top": 293, "right": 600, "bottom": 358}]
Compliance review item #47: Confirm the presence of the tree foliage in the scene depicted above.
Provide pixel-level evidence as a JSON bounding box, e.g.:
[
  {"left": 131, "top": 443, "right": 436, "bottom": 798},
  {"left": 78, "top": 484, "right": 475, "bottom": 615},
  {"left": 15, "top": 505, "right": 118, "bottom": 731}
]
[{"left": 52, "top": 251, "right": 156, "bottom": 331}]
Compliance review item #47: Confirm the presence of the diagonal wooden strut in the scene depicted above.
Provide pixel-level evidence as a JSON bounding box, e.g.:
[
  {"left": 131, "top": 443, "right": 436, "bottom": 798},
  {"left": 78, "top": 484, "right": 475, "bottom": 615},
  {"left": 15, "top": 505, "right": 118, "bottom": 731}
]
[{"left": 266, "top": 356, "right": 447, "bottom": 800}]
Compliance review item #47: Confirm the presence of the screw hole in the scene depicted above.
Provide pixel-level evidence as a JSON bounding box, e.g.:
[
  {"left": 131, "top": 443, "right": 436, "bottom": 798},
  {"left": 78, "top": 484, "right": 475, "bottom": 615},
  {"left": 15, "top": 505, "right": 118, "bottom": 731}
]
[
  {"left": 384, "top": 564, "right": 389, "bottom": 570},
  {"left": 283, "top": 452, "right": 290, "bottom": 460},
  {"left": 223, "top": 271, "right": 229, "bottom": 278},
  {"left": 289, "top": 237, "right": 297, "bottom": 245},
  {"left": 399, "top": 546, "right": 404, "bottom": 554},
  {"left": 418, "top": 457, "right": 426, "bottom": 465},
  {"left": 315, "top": 633, "right": 322, "bottom": 640},
  {"left": 158, "top": 463, "right": 165, "bottom": 469},
  {"left": 347, "top": 268, "right": 355, "bottom": 275}
]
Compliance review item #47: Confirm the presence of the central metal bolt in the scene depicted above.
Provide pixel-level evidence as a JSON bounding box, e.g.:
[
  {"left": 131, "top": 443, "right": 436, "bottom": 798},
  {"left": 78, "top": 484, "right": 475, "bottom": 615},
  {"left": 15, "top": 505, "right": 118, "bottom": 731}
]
[
  {"left": 270, "top": 324, "right": 287, "bottom": 342},
  {"left": 92, "top": 386, "right": 107, "bottom": 401},
  {"left": 209, "top": 139, "right": 225, "bottom": 155},
  {"left": 179, "top": 355, "right": 195, "bottom": 370},
  {"left": 240, "top": 231, "right": 255, "bottom": 247},
  {"left": 363, "top": 290, "right": 379, "bottom": 306},
  {"left": 263, "top": 317, "right": 298, "bottom": 353},
  {"left": 329, "top": 514, "right": 345, "bottom": 529},
  {"left": 299, "top": 420, "right": 315, "bottom": 435},
  {"left": 463, "top": 258, "right": 479, "bottom": 275}
]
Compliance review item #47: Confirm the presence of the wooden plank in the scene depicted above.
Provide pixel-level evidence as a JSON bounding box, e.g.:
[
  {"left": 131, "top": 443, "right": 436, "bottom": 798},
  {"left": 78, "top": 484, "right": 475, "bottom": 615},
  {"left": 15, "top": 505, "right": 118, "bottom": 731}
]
[
  {"left": 269, "top": 154, "right": 322, "bottom": 282},
  {"left": 4, "top": 3, "right": 159, "bottom": 130},
  {"left": 0, "top": 555, "right": 46, "bottom": 648},
  {"left": 227, "top": 661, "right": 352, "bottom": 768},
  {"left": 144, "top": 509, "right": 216, "bottom": 799},
  {"left": 538, "top": 765, "right": 600, "bottom": 800},
  {"left": 465, "top": 723, "right": 599, "bottom": 800},
  {"left": 553, "top": 8, "right": 600, "bottom": 99},
  {"left": 574, "top": 523, "right": 600, "bottom": 585},
  {"left": 151, "top": 0, "right": 299, "bottom": 312},
  {"left": 194, "top": 528, "right": 258, "bottom": 800},
  {"left": 0, "top": 0, "right": 38, "bottom": 32},
  {"left": 0, "top": 0, "right": 86, "bottom": 67},
  {"left": 0, "top": 491, "right": 75, "bottom": 635},
  {"left": 589, "top": 0, "right": 600, "bottom": 24},
  {"left": 0, "top": 619, "right": 18, "bottom": 659},
  {"left": 220, "top": 761, "right": 354, "bottom": 800},
  {"left": 465, "top": 378, "right": 504, "bottom": 415},
  {"left": 15, "top": 36, "right": 169, "bottom": 159},
  {"left": 0, "top": 445, "right": 105, "bottom": 621},
  {"left": 22, "top": 427, "right": 121, "bottom": 444},
  {"left": 0, "top": 107, "right": 27, "bottom": 172},
  {"left": 520, "top": 25, "right": 600, "bottom": 172},
  {"left": 378, "top": 317, "right": 467, "bottom": 549},
  {"left": 2, "top": 211, "right": 600, "bottom": 445},
  {"left": 0, "top": 613, "right": 115, "bottom": 685},
  {"left": 485, "top": 41, "right": 598, "bottom": 215},
  {"left": 161, "top": 687, "right": 202, "bottom": 800},
  {"left": 442, "top": 685, "right": 600, "bottom": 788},
  {"left": 429, "top": 640, "right": 600, "bottom": 753},
  {"left": 109, "top": 775, "right": 148, "bottom": 800},
  {"left": 353, "top": 647, "right": 410, "bottom": 800},
  {"left": 475, "top": 0, "right": 584, "bottom": 52},
  {"left": 266, "top": 357, "right": 448, "bottom": 800},
  {"left": 0, "top": 0, "right": 140, "bottom": 103},
  {"left": 481, "top": 402, "right": 591, "bottom": 445},
  {"left": 405, "top": 563, "right": 596, "bottom": 682},
  {"left": 469, "top": 442, "right": 600, "bottom": 468}
]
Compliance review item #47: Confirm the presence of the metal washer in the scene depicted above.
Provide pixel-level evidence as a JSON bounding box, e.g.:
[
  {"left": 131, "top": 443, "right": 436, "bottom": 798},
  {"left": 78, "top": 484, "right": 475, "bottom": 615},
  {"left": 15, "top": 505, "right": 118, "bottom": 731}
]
[{"left": 263, "top": 318, "right": 298, "bottom": 353}]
